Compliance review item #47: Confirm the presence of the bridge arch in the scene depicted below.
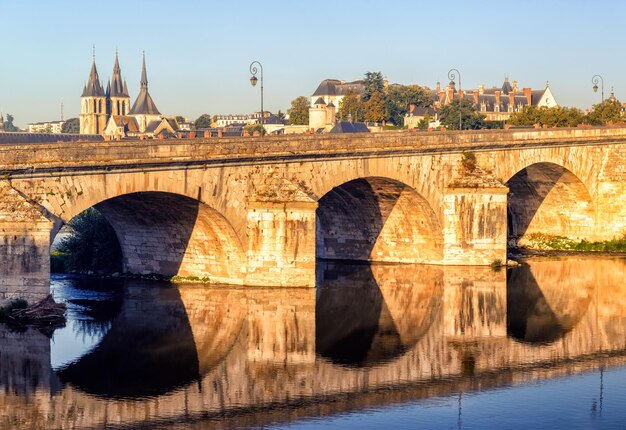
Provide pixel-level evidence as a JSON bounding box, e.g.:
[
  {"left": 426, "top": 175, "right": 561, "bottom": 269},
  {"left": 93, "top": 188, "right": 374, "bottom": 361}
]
[
  {"left": 316, "top": 177, "right": 443, "bottom": 263},
  {"left": 505, "top": 162, "right": 597, "bottom": 245},
  {"left": 55, "top": 191, "right": 246, "bottom": 284}
]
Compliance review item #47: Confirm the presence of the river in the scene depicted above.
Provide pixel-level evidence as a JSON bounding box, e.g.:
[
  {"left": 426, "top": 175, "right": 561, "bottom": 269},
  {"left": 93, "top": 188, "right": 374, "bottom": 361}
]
[{"left": 2, "top": 256, "right": 626, "bottom": 429}]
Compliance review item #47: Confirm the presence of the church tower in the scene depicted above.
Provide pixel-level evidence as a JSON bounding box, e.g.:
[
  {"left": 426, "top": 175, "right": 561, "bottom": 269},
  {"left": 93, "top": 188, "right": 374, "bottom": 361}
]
[
  {"left": 79, "top": 53, "right": 107, "bottom": 134},
  {"left": 108, "top": 50, "right": 131, "bottom": 117},
  {"left": 129, "top": 52, "right": 161, "bottom": 132}
]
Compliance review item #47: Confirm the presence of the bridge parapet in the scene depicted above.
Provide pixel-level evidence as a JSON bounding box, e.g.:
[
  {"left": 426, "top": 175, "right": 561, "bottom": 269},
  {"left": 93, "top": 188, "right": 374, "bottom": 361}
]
[{"left": 2, "top": 127, "right": 626, "bottom": 175}]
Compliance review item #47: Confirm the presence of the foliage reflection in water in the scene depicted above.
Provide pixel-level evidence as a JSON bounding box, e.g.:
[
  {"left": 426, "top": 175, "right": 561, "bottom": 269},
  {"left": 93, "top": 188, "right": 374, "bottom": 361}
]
[{"left": 1, "top": 257, "right": 626, "bottom": 429}]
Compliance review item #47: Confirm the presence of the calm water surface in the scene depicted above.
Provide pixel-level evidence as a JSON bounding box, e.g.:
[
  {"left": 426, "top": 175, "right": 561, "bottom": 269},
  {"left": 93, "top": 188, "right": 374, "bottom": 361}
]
[{"left": 2, "top": 256, "right": 626, "bottom": 429}]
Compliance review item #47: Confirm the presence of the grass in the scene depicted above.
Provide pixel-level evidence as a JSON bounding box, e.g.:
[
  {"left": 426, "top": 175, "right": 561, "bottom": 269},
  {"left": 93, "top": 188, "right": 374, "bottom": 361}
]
[
  {"left": 521, "top": 233, "right": 626, "bottom": 252},
  {"left": 170, "top": 275, "right": 212, "bottom": 283}
]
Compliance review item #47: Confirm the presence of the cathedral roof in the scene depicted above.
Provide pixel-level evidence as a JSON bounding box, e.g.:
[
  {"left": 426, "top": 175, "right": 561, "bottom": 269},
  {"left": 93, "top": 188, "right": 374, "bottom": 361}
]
[
  {"left": 110, "top": 51, "right": 129, "bottom": 98},
  {"left": 82, "top": 60, "right": 105, "bottom": 97},
  {"left": 130, "top": 53, "right": 161, "bottom": 115}
]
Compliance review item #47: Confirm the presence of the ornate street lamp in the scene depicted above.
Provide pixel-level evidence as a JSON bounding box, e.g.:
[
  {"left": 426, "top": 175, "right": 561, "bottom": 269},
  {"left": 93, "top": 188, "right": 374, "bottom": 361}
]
[
  {"left": 249, "top": 61, "right": 264, "bottom": 123},
  {"left": 592, "top": 75, "right": 605, "bottom": 102},
  {"left": 448, "top": 68, "right": 462, "bottom": 130}
]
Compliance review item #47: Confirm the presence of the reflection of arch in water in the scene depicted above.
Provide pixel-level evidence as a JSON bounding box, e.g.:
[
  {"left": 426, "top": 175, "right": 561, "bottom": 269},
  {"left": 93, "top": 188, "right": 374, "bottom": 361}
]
[
  {"left": 57, "top": 281, "right": 202, "bottom": 398},
  {"left": 507, "top": 258, "right": 595, "bottom": 343},
  {"left": 506, "top": 163, "right": 596, "bottom": 245},
  {"left": 316, "top": 262, "right": 443, "bottom": 367},
  {"left": 316, "top": 177, "right": 443, "bottom": 264},
  {"left": 86, "top": 192, "right": 246, "bottom": 284},
  {"left": 178, "top": 285, "right": 248, "bottom": 374}
]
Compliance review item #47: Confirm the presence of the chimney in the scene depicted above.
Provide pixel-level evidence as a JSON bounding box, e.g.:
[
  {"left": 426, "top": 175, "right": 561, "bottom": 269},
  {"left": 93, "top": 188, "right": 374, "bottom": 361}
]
[
  {"left": 204, "top": 130, "right": 211, "bottom": 138},
  {"left": 473, "top": 90, "right": 479, "bottom": 104},
  {"left": 495, "top": 90, "right": 501, "bottom": 105},
  {"left": 459, "top": 89, "right": 464, "bottom": 100},
  {"left": 217, "top": 129, "right": 223, "bottom": 138},
  {"left": 438, "top": 89, "right": 445, "bottom": 103},
  {"left": 189, "top": 130, "right": 196, "bottom": 139},
  {"left": 409, "top": 104, "right": 415, "bottom": 114},
  {"left": 509, "top": 92, "right": 515, "bottom": 107},
  {"left": 523, "top": 88, "right": 532, "bottom": 105}
]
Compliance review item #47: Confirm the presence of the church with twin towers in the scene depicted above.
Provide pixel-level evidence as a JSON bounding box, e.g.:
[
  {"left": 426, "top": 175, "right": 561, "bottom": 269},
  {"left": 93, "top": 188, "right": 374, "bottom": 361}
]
[{"left": 80, "top": 51, "right": 177, "bottom": 138}]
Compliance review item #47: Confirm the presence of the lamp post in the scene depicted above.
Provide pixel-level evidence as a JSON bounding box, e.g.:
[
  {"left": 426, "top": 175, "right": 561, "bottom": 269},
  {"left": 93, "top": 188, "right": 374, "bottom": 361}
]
[
  {"left": 592, "top": 75, "right": 605, "bottom": 102},
  {"left": 448, "top": 68, "right": 462, "bottom": 130},
  {"left": 249, "top": 61, "right": 264, "bottom": 123}
]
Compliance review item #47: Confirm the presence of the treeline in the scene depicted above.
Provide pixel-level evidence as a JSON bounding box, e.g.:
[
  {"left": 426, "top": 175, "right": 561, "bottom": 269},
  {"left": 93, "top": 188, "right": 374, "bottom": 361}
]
[{"left": 507, "top": 99, "right": 624, "bottom": 127}]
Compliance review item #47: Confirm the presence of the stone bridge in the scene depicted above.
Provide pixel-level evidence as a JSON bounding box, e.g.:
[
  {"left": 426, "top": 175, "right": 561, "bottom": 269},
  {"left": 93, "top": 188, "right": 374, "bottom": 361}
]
[{"left": 1, "top": 127, "right": 626, "bottom": 303}]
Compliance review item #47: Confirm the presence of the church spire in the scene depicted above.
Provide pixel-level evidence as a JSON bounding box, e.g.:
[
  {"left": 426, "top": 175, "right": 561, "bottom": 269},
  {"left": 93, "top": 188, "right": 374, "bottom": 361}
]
[
  {"left": 130, "top": 51, "right": 160, "bottom": 115},
  {"left": 110, "top": 49, "right": 128, "bottom": 97},
  {"left": 140, "top": 51, "right": 148, "bottom": 89},
  {"left": 82, "top": 51, "right": 105, "bottom": 97}
]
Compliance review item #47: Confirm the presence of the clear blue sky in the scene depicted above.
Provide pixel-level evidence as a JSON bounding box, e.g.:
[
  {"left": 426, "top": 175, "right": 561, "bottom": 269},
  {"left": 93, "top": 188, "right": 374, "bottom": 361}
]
[{"left": 0, "top": 0, "right": 623, "bottom": 127}]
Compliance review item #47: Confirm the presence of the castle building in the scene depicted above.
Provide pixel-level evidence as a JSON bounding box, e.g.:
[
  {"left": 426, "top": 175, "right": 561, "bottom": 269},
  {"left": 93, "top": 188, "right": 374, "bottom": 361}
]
[
  {"left": 435, "top": 76, "right": 558, "bottom": 122},
  {"left": 80, "top": 51, "right": 178, "bottom": 138}
]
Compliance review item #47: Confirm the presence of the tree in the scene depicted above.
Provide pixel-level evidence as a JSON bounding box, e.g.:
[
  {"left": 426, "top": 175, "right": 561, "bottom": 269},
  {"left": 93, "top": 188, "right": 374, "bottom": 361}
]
[
  {"left": 363, "top": 71, "right": 384, "bottom": 102},
  {"left": 57, "top": 208, "right": 122, "bottom": 273},
  {"left": 287, "top": 96, "right": 310, "bottom": 125},
  {"left": 439, "top": 99, "right": 486, "bottom": 130},
  {"left": 194, "top": 114, "right": 212, "bottom": 129},
  {"left": 508, "top": 106, "right": 585, "bottom": 127},
  {"left": 175, "top": 115, "right": 186, "bottom": 124},
  {"left": 337, "top": 89, "right": 365, "bottom": 121},
  {"left": 585, "top": 99, "right": 623, "bottom": 125},
  {"left": 385, "top": 84, "right": 432, "bottom": 126},
  {"left": 3, "top": 114, "right": 18, "bottom": 132},
  {"left": 365, "top": 91, "right": 386, "bottom": 123},
  {"left": 61, "top": 117, "right": 80, "bottom": 133},
  {"left": 417, "top": 113, "right": 431, "bottom": 130},
  {"left": 244, "top": 123, "right": 265, "bottom": 136}
]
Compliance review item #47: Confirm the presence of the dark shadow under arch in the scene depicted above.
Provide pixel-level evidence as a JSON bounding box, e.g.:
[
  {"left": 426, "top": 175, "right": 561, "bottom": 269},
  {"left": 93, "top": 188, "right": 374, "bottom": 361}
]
[
  {"left": 88, "top": 192, "right": 246, "bottom": 284},
  {"left": 316, "top": 177, "right": 443, "bottom": 264}
]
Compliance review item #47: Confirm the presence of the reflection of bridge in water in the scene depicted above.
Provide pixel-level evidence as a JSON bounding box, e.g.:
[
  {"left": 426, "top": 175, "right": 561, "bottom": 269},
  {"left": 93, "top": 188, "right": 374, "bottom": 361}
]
[{"left": 2, "top": 256, "right": 626, "bottom": 429}]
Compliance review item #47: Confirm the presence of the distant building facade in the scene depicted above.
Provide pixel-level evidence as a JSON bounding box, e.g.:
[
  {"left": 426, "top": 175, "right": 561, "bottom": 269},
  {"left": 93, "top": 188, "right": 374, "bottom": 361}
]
[
  {"left": 310, "top": 79, "right": 365, "bottom": 113},
  {"left": 214, "top": 112, "right": 270, "bottom": 128},
  {"left": 435, "top": 76, "right": 558, "bottom": 122},
  {"left": 28, "top": 120, "right": 64, "bottom": 134},
  {"left": 404, "top": 106, "right": 438, "bottom": 129}
]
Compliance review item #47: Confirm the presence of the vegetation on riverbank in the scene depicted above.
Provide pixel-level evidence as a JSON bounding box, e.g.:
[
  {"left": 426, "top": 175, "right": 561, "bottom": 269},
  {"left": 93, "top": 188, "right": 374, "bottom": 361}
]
[
  {"left": 51, "top": 208, "right": 122, "bottom": 274},
  {"left": 520, "top": 233, "right": 626, "bottom": 252}
]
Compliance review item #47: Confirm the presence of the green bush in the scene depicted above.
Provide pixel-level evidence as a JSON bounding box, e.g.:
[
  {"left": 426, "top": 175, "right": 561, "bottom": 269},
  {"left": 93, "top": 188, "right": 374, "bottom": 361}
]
[
  {"left": 461, "top": 151, "right": 477, "bottom": 172},
  {"left": 57, "top": 208, "right": 122, "bottom": 274}
]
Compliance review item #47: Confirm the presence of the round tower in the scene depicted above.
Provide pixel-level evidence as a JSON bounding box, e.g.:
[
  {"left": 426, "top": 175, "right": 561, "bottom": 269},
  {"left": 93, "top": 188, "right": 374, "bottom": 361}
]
[{"left": 309, "top": 97, "right": 328, "bottom": 131}]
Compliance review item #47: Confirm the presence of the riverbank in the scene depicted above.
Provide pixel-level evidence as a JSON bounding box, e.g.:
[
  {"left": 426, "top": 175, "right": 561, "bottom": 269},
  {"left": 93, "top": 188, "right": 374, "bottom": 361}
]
[{"left": 517, "top": 233, "right": 626, "bottom": 253}]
